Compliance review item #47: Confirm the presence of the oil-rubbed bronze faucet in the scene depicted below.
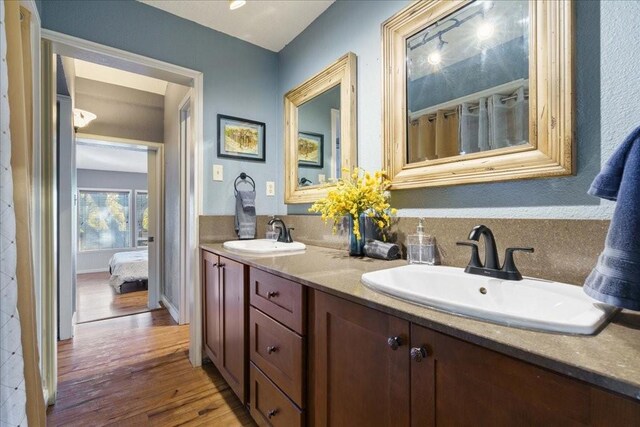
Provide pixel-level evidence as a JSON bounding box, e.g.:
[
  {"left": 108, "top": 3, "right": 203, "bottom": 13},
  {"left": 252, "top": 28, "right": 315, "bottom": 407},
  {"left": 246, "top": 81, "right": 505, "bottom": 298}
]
[
  {"left": 267, "top": 217, "right": 295, "bottom": 243},
  {"left": 457, "top": 225, "right": 534, "bottom": 281}
]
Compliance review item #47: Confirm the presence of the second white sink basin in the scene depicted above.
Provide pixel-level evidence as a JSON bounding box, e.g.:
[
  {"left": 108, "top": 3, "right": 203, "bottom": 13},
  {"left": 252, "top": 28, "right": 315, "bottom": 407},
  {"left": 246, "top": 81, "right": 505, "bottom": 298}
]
[
  {"left": 223, "top": 239, "right": 306, "bottom": 255},
  {"left": 361, "top": 265, "right": 617, "bottom": 334}
]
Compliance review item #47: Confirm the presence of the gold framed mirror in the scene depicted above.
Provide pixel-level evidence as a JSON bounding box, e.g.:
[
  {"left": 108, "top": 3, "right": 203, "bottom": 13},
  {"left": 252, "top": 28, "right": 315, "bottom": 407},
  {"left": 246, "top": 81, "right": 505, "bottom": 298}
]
[
  {"left": 382, "top": 0, "right": 574, "bottom": 189},
  {"left": 284, "top": 52, "right": 357, "bottom": 204}
]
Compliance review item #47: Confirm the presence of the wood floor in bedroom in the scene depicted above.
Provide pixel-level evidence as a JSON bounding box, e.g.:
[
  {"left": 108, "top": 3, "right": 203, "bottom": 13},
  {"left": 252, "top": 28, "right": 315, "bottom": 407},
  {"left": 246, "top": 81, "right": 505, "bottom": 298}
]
[
  {"left": 76, "top": 272, "right": 150, "bottom": 323},
  {"left": 47, "top": 309, "right": 255, "bottom": 426}
]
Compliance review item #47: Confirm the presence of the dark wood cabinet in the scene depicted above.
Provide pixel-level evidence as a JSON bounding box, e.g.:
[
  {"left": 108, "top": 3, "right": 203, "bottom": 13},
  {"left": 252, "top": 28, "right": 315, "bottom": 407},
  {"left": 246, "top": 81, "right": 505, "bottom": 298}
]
[
  {"left": 201, "top": 250, "right": 248, "bottom": 404},
  {"left": 410, "top": 324, "right": 640, "bottom": 426},
  {"left": 202, "top": 250, "right": 221, "bottom": 365},
  {"left": 202, "top": 254, "right": 640, "bottom": 426},
  {"left": 310, "top": 290, "right": 411, "bottom": 427}
]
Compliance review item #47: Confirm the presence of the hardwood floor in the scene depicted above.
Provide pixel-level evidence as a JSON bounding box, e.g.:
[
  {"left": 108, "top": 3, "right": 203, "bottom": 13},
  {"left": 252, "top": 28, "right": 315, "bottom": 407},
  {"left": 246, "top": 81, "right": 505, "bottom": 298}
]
[
  {"left": 47, "top": 309, "right": 256, "bottom": 426},
  {"left": 76, "top": 272, "right": 150, "bottom": 323}
]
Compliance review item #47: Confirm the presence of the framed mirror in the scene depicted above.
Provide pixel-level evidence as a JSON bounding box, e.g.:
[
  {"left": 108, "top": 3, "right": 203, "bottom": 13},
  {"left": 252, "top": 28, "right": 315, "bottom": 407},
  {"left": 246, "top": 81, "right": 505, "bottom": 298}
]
[
  {"left": 284, "top": 52, "right": 357, "bottom": 204},
  {"left": 382, "top": 0, "right": 574, "bottom": 189}
]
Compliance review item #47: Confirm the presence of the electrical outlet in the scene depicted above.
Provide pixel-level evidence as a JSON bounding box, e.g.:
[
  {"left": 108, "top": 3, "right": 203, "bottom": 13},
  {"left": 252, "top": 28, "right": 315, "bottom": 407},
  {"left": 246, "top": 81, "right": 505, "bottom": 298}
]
[
  {"left": 266, "top": 181, "right": 275, "bottom": 196},
  {"left": 318, "top": 174, "right": 326, "bottom": 183},
  {"left": 212, "top": 164, "right": 223, "bottom": 181}
]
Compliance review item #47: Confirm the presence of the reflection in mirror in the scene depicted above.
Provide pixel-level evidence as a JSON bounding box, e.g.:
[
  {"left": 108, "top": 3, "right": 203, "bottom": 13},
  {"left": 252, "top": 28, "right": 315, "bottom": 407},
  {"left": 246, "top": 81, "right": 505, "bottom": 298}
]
[
  {"left": 297, "top": 84, "right": 341, "bottom": 189},
  {"left": 406, "top": 0, "right": 529, "bottom": 163}
]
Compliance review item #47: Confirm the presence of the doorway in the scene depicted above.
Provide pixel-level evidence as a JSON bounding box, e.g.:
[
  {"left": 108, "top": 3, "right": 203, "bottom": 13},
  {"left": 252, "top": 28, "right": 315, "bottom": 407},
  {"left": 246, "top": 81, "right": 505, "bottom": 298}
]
[
  {"left": 72, "top": 137, "right": 162, "bottom": 325},
  {"left": 41, "top": 30, "right": 204, "bottom": 404}
]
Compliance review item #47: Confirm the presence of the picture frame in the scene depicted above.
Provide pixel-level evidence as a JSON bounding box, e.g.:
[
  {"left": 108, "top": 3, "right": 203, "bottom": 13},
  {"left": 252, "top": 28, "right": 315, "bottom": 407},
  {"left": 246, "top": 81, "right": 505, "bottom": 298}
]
[
  {"left": 297, "top": 131, "right": 324, "bottom": 168},
  {"left": 217, "top": 114, "right": 266, "bottom": 162}
]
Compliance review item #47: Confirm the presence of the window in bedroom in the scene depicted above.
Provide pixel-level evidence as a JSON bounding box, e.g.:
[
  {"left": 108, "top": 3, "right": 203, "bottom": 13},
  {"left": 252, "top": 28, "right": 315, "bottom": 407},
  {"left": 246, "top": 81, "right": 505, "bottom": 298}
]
[
  {"left": 135, "top": 191, "right": 149, "bottom": 247},
  {"left": 78, "top": 190, "right": 131, "bottom": 251}
]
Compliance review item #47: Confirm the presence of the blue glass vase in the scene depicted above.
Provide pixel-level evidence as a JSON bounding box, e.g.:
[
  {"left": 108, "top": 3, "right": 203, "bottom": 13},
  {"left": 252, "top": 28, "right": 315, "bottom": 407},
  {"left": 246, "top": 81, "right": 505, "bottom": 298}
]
[{"left": 348, "top": 213, "right": 366, "bottom": 256}]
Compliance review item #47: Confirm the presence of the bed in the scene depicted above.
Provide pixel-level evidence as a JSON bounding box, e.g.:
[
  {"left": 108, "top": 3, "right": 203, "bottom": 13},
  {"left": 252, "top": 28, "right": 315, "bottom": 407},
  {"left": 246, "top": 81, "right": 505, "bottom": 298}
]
[{"left": 108, "top": 249, "right": 149, "bottom": 293}]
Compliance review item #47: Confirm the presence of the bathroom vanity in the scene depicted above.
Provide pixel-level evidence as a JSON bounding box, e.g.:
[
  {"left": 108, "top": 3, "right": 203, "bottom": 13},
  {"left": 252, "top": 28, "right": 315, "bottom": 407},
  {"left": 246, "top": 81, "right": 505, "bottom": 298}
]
[{"left": 201, "top": 243, "right": 640, "bottom": 426}]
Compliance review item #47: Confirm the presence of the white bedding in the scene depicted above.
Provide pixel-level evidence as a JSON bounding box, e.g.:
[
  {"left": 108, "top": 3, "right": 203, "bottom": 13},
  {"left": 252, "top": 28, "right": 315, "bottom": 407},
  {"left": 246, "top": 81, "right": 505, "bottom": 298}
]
[{"left": 108, "top": 250, "right": 148, "bottom": 292}]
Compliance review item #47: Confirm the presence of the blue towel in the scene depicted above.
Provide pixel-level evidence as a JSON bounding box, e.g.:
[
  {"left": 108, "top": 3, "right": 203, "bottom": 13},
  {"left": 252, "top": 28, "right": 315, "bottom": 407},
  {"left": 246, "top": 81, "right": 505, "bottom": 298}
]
[
  {"left": 235, "top": 190, "right": 256, "bottom": 239},
  {"left": 584, "top": 125, "right": 640, "bottom": 310}
]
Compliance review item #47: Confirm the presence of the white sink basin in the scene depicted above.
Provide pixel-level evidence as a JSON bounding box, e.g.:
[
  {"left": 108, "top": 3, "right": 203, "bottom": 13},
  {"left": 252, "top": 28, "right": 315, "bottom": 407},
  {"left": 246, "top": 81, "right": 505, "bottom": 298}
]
[
  {"left": 361, "top": 265, "right": 617, "bottom": 334},
  {"left": 223, "top": 239, "right": 306, "bottom": 255}
]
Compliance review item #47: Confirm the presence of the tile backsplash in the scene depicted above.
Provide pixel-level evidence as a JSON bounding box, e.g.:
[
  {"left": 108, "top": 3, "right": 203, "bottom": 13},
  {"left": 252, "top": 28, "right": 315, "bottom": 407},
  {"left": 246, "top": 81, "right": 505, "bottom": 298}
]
[{"left": 199, "top": 215, "right": 608, "bottom": 286}]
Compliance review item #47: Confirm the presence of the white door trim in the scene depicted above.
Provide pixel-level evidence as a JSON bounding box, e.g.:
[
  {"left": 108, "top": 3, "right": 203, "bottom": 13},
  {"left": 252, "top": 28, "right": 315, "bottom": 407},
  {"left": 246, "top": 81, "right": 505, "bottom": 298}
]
[
  {"left": 40, "top": 30, "right": 204, "bottom": 403},
  {"left": 178, "top": 92, "right": 192, "bottom": 326}
]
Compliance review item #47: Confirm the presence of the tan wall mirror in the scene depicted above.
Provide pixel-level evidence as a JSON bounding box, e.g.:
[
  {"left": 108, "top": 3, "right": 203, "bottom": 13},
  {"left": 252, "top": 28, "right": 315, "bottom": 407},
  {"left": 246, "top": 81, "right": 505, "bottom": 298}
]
[
  {"left": 382, "top": 0, "right": 574, "bottom": 189},
  {"left": 285, "top": 52, "right": 357, "bottom": 204}
]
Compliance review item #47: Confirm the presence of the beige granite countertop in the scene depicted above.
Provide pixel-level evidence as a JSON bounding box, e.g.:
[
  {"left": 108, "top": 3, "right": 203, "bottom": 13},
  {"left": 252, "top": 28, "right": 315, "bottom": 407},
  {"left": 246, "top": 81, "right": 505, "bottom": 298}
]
[{"left": 200, "top": 242, "right": 640, "bottom": 401}]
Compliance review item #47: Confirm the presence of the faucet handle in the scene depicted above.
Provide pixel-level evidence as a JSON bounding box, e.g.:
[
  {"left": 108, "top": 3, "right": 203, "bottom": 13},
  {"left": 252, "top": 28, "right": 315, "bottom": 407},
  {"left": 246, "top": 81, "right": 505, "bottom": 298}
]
[
  {"left": 456, "top": 241, "right": 483, "bottom": 268},
  {"left": 501, "top": 247, "right": 534, "bottom": 280}
]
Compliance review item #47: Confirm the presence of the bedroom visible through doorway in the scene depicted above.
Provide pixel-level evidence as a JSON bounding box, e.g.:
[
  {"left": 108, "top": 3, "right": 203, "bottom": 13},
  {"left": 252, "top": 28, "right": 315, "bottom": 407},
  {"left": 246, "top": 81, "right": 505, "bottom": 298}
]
[{"left": 74, "top": 140, "right": 157, "bottom": 324}]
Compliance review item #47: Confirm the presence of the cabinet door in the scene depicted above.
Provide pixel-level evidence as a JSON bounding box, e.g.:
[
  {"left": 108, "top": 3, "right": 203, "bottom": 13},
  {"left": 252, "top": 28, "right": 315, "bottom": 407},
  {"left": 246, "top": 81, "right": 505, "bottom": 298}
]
[
  {"left": 410, "top": 324, "right": 640, "bottom": 426},
  {"left": 202, "top": 250, "right": 221, "bottom": 364},
  {"left": 220, "top": 256, "right": 248, "bottom": 404},
  {"left": 311, "top": 291, "right": 410, "bottom": 426}
]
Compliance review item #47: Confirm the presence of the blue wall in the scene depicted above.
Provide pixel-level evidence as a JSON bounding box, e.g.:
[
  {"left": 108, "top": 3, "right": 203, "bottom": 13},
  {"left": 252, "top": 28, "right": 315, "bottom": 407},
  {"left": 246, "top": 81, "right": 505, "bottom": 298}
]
[
  {"left": 279, "top": 0, "right": 640, "bottom": 219},
  {"left": 41, "top": 0, "right": 279, "bottom": 215}
]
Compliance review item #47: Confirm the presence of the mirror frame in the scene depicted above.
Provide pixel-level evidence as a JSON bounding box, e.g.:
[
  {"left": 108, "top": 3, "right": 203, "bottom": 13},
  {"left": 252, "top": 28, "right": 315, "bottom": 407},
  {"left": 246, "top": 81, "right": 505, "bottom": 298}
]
[
  {"left": 284, "top": 52, "right": 357, "bottom": 204},
  {"left": 382, "top": 0, "right": 574, "bottom": 189}
]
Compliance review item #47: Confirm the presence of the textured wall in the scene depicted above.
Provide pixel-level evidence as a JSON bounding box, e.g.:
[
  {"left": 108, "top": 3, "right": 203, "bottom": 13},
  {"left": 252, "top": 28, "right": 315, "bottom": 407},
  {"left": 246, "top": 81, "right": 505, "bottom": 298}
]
[
  {"left": 76, "top": 169, "right": 148, "bottom": 272},
  {"left": 163, "top": 83, "right": 190, "bottom": 307},
  {"left": 42, "top": 0, "right": 279, "bottom": 215},
  {"left": 75, "top": 77, "right": 164, "bottom": 142},
  {"left": 279, "top": 0, "right": 640, "bottom": 220}
]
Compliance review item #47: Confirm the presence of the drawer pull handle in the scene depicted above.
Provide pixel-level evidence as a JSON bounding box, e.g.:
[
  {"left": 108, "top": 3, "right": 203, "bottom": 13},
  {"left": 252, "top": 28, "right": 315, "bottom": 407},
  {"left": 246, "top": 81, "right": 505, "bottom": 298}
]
[
  {"left": 387, "top": 336, "right": 402, "bottom": 350},
  {"left": 267, "top": 291, "right": 279, "bottom": 299},
  {"left": 410, "top": 346, "right": 428, "bottom": 362},
  {"left": 267, "top": 345, "right": 279, "bottom": 354},
  {"left": 267, "top": 409, "right": 278, "bottom": 419}
]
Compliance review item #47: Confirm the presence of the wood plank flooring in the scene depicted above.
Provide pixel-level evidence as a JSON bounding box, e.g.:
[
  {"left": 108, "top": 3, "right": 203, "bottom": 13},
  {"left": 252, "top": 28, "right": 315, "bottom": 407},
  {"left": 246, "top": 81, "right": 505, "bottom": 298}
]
[
  {"left": 76, "top": 272, "right": 149, "bottom": 323},
  {"left": 47, "top": 309, "right": 255, "bottom": 426}
]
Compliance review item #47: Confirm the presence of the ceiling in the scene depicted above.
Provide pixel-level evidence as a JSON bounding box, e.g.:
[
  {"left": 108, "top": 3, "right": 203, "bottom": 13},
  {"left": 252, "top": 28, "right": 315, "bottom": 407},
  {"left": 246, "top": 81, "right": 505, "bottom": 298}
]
[
  {"left": 76, "top": 142, "right": 148, "bottom": 174},
  {"left": 138, "top": 0, "right": 334, "bottom": 52},
  {"left": 74, "top": 58, "right": 168, "bottom": 95}
]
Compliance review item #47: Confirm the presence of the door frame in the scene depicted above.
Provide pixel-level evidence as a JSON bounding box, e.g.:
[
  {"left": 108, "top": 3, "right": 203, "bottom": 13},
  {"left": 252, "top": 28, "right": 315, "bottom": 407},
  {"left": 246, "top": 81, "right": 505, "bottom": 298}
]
[
  {"left": 178, "top": 92, "right": 192, "bottom": 325},
  {"left": 40, "top": 30, "right": 205, "bottom": 404}
]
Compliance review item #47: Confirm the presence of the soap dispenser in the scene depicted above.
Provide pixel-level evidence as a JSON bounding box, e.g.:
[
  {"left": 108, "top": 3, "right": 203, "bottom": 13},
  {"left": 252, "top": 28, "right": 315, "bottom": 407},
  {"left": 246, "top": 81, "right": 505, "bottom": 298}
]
[{"left": 407, "top": 218, "right": 436, "bottom": 265}]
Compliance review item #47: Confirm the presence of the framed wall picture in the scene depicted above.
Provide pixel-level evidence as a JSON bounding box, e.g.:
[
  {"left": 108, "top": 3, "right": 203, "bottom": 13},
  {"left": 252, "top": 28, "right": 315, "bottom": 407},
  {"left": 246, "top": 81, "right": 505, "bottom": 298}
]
[
  {"left": 297, "top": 131, "right": 324, "bottom": 168},
  {"left": 217, "top": 114, "right": 266, "bottom": 162}
]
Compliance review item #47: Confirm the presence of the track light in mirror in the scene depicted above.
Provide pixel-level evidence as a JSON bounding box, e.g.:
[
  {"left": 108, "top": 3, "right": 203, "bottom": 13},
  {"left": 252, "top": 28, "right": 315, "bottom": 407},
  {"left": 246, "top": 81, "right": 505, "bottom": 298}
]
[
  {"left": 477, "top": 22, "right": 495, "bottom": 41},
  {"left": 427, "top": 51, "right": 442, "bottom": 65},
  {"left": 73, "top": 108, "right": 97, "bottom": 131},
  {"left": 229, "top": 0, "right": 246, "bottom": 10}
]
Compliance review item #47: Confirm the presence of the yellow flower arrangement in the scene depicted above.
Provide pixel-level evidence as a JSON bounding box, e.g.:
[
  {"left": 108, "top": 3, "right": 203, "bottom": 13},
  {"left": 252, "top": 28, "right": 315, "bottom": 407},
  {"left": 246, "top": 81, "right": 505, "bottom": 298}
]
[{"left": 309, "top": 168, "right": 397, "bottom": 240}]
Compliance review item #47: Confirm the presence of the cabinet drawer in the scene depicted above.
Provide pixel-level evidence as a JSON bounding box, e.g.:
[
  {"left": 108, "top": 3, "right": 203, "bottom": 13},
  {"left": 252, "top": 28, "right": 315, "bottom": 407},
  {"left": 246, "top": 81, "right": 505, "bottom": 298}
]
[
  {"left": 250, "top": 268, "right": 306, "bottom": 334},
  {"left": 250, "top": 307, "right": 304, "bottom": 407},
  {"left": 250, "top": 363, "right": 303, "bottom": 427}
]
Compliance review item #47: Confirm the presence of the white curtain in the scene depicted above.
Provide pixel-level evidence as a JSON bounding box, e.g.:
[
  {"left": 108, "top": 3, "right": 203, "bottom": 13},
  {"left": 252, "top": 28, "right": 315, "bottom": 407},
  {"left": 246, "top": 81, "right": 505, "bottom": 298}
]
[
  {"left": 0, "top": 2, "right": 28, "bottom": 426},
  {"left": 459, "top": 97, "right": 489, "bottom": 154},
  {"left": 488, "top": 87, "right": 528, "bottom": 149}
]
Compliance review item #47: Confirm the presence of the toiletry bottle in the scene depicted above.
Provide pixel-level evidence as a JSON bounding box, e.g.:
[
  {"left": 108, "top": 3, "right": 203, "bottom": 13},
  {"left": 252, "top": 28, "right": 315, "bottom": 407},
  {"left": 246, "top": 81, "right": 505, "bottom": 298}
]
[
  {"left": 407, "top": 218, "right": 435, "bottom": 264},
  {"left": 266, "top": 216, "right": 278, "bottom": 240}
]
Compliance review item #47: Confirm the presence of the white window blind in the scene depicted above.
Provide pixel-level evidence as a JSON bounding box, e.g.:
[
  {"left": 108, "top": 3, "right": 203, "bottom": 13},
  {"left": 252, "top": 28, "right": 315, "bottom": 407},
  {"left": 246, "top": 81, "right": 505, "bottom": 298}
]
[{"left": 78, "top": 190, "right": 131, "bottom": 251}]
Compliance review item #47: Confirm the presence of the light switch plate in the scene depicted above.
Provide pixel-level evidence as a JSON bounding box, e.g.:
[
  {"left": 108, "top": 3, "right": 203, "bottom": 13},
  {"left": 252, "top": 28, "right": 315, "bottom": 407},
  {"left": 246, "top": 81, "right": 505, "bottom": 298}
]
[
  {"left": 318, "top": 174, "right": 326, "bottom": 183},
  {"left": 266, "top": 181, "right": 275, "bottom": 196},
  {"left": 213, "top": 164, "right": 223, "bottom": 181}
]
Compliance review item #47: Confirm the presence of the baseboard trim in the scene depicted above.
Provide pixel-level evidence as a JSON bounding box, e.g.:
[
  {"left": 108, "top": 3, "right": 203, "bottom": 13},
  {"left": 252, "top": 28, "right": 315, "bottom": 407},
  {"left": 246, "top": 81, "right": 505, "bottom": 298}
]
[
  {"left": 77, "top": 268, "right": 109, "bottom": 274},
  {"left": 162, "top": 295, "right": 179, "bottom": 323}
]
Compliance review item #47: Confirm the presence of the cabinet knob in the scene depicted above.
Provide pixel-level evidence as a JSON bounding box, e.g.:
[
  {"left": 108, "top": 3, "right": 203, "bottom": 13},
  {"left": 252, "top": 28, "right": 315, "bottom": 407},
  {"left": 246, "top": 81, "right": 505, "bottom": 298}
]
[
  {"left": 387, "top": 336, "right": 402, "bottom": 350},
  {"left": 267, "top": 409, "right": 278, "bottom": 419},
  {"left": 218, "top": 263, "right": 226, "bottom": 268},
  {"left": 267, "top": 291, "right": 279, "bottom": 299},
  {"left": 410, "top": 346, "right": 428, "bottom": 362},
  {"left": 266, "top": 345, "right": 279, "bottom": 354}
]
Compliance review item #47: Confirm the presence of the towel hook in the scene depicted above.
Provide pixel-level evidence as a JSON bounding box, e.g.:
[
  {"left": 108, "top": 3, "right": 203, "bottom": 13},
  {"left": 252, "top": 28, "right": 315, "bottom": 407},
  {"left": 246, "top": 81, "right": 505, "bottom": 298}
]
[{"left": 234, "top": 173, "right": 256, "bottom": 194}]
